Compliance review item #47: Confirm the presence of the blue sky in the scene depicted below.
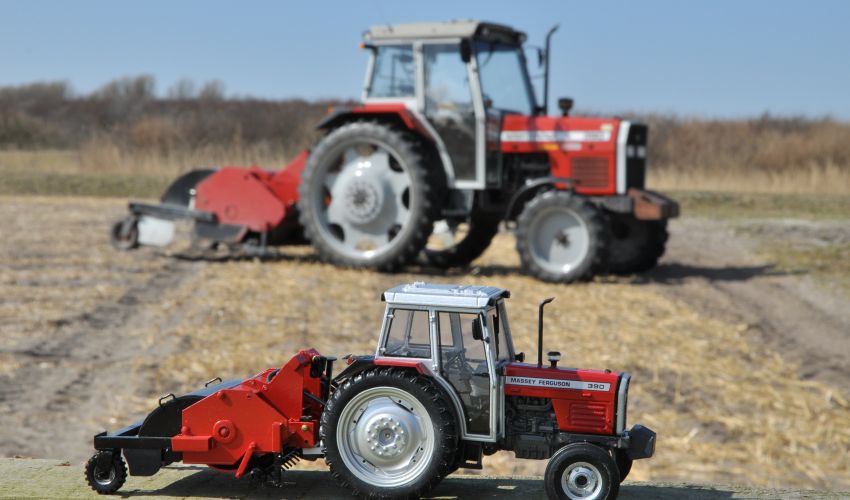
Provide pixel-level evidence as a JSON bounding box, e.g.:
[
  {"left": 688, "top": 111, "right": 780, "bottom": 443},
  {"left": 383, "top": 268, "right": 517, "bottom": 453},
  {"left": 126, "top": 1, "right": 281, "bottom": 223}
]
[{"left": 2, "top": 0, "right": 848, "bottom": 118}]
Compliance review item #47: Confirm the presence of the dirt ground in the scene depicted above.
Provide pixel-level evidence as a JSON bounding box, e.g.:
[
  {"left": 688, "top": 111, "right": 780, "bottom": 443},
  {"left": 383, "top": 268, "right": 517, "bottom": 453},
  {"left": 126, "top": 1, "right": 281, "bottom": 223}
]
[{"left": 0, "top": 195, "right": 848, "bottom": 490}]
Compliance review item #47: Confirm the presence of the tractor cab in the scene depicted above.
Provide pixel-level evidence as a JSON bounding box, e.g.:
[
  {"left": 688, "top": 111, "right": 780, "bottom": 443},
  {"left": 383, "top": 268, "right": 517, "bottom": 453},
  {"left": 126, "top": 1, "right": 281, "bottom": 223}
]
[
  {"left": 378, "top": 282, "right": 513, "bottom": 442},
  {"left": 362, "top": 20, "right": 535, "bottom": 190}
]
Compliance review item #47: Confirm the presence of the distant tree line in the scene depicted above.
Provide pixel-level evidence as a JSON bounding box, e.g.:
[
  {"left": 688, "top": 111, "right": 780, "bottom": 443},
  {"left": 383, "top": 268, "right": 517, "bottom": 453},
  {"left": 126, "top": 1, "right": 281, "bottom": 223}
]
[{"left": 1, "top": 75, "right": 848, "bottom": 174}]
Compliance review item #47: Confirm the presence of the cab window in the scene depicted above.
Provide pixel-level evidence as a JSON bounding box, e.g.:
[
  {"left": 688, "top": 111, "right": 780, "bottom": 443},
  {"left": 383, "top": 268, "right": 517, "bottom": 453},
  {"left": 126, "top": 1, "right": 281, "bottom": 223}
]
[
  {"left": 382, "top": 308, "right": 431, "bottom": 358},
  {"left": 369, "top": 45, "right": 415, "bottom": 98}
]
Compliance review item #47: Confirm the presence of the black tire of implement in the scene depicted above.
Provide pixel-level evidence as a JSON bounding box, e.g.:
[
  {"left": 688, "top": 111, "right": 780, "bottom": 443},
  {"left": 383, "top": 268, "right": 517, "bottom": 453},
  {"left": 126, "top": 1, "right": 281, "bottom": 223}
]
[
  {"left": 85, "top": 451, "right": 128, "bottom": 494},
  {"left": 110, "top": 218, "right": 139, "bottom": 251},
  {"left": 297, "top": 121, "right": 437, "bottom": 272},
  {"left": 423, "top": 214, "right": 500, "bottom": 268},
  {"left": 515, "top": 190, "right": 609, "bottom": 283},
  {"left": 615, "top": 450, "right": 633, "bottom": 483},
  {"left": 320, "top": 367, "right": 457, "bottom": 499},
  {"left": 606, "top": 214, "right": 668, "bottom": 275},
  {"left": 544, "top": 443, "right": 619, "bottom": 500}
]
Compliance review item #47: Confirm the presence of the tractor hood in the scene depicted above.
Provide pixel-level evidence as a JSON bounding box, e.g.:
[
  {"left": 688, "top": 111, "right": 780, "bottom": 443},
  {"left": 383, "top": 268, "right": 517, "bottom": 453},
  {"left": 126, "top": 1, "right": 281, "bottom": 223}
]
[
  {"left": 500, "top": 114, "right": 621, "bottom": 155},
  {"left": 504, "top": 362, "right": 622, "bottom": 435}
]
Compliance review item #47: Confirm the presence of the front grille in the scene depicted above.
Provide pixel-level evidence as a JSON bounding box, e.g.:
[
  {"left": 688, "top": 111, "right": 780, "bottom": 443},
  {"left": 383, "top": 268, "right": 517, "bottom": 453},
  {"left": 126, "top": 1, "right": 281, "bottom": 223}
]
[
  {"left": 571, "top": 157, "right": 609, "bottom": 188},
  {"left": 569, "top": 402, "right": 608, "bottom": 430}
]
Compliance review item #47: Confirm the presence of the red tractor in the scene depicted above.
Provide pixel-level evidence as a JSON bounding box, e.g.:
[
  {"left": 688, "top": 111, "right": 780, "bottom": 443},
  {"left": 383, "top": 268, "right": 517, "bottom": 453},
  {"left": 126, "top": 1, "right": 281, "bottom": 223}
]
[
  {"left": 112, "top": 20, "right": 678, "bottom": 282},
  {"left": 86, "top": 283, "right": 655, "bottom": 499}
]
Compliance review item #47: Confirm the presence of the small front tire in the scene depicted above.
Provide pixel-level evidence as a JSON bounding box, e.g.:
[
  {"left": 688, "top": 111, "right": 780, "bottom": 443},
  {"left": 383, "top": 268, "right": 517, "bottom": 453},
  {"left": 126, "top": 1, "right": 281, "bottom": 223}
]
[
  {"left": 515, "top": 191, "right": 608, "bottom": 283},
  {"left": 544, "top": 443, "right": 618, "bottom": 500},
  {"left": 85, "top": 451, "right": 127, "bottom": 494}
]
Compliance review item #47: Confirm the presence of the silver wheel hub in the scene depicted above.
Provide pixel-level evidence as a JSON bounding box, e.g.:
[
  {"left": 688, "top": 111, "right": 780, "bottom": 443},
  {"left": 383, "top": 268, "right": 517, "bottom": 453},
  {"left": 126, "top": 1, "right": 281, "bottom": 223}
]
[
  {"left": 336, "top": 387, "right": 433, "bottom": 487},
  {"left": 560, "top": 462, "right": 603, "bottom": 499},
  {"left": 316, "top": 144, "right": 413, "bottom": 258},
  {"left": 528, "top": 206, "right": 590, "bottom": 274},
  {"left": 342, "top": 178, "right": 384, "bottom": 224}
]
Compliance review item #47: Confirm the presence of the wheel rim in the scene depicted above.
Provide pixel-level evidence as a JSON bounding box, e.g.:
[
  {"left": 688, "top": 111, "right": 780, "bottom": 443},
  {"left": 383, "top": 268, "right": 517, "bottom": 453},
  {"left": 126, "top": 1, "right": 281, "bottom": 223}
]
[
  {"left": 527, "top": 206, "right": 590, "bottom": 275},
  {"left": 94, "top": 464, "right": 116, "bottom": 486},
  {"left": 310, "top": 141, "right": 416, "bottom": 261},
  {"left": 336, "top": 386, "right": 434, "bottom": 487},
  {"left": 560, "top": 461, "right": 603, "bottom": 499}
]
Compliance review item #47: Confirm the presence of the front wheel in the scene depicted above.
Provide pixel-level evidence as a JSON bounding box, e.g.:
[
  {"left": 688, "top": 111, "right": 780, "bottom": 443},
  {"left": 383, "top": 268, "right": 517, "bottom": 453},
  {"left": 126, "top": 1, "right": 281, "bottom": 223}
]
[
  {"left": 606, "top": 214, "right": 668, "bottom": 274},
  {"left": 545, "top": 443, "right": 619, "bottom": 500},
  {"left": 515, "top": 191, "right": 608, "bottom": 283},
  {"left": 320, "top": 367, "right": 457, "bottom": 498},
  {"left": 85, "top": 451, "right": 127, "bottom": 494}
]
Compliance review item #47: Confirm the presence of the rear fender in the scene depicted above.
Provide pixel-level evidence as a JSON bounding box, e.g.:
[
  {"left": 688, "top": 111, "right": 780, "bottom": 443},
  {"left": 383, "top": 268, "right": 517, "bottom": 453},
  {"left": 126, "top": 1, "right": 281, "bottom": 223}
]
[{"left": 315, "top": 105, "right": 432, "bottom": 141}]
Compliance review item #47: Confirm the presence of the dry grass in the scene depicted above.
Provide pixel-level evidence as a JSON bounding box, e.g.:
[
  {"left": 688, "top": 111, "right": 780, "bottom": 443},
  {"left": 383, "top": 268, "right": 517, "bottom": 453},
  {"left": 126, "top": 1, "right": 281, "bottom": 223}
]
[
  {"left": 649, "top": 164, "right": 850, "bottom": 195},
  {"left": 2, "top": 196, "right": 849, "bottom": 490}
]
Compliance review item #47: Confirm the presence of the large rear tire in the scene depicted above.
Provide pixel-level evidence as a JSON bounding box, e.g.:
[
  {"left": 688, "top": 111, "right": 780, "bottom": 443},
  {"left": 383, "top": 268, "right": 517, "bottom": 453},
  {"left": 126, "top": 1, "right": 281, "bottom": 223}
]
[
  {"left": 298, "top": 122, "right": 437, "bottom": 271},
  {"left": 321, "top": 367, "right": 457, "bottom": 499},
  {"left": 544, "top": 443, "right": 618, "bottom": 500},
  {"left": 515, "top": 191, "right": 608, "bottom": 283},
  {"left": 606, "top": 214, "right": 668, "bottom": 275},
  {"left": 423, "top": 213, "right": 500, "bottom": 268}
]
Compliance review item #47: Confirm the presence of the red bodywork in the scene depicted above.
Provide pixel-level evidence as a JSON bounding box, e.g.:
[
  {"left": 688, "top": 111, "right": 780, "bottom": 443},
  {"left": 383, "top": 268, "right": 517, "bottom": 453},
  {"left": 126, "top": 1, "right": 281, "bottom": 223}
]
[
  {"left": 501, "top": 115, "right": 621, "bottom": 196},
  {"left": 504, "top": 363, "right": 620, "bottom": 435},
  {"left": 193, "top": 150, "right": 308, "bottom": 233},
  {"left": 172, "top": 348, "right": 324, "bottom": 476}
]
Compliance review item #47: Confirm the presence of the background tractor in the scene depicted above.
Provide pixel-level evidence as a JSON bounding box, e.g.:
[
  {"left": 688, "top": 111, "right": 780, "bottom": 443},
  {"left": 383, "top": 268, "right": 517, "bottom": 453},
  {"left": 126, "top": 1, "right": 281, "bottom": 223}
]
[
  {"left": 112, "top": 20, "right": 678, "bottom": 283},
  {"left": 87, "top": 282, "right": 655, "bottom": 499}
]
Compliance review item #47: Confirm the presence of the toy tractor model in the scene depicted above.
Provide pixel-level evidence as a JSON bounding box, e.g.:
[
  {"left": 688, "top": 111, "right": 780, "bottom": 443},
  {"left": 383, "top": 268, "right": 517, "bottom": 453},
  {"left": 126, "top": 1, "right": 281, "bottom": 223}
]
[
  {"left": 111, "top": 20, "right": 678, "bottom": 283},
  {"left": 86, "top": 283, "right": 655, "bottom": 499}
]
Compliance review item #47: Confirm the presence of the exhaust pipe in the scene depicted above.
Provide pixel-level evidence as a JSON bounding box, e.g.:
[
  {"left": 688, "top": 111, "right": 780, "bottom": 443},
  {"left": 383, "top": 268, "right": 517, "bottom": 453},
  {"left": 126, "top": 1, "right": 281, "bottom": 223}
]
[
  {"left": 537, "top": 297, "right": 555, "bottom": 368},
  {"left": 542, "top": 24, "right": 559, "bottom": 115}
]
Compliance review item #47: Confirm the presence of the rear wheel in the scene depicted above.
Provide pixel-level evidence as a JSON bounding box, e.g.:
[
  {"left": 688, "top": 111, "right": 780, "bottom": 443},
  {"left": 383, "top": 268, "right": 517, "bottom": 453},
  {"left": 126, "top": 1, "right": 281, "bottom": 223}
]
[
  {"left": 85, "top": 451, "right": 127, "bottom": 494},
  {"left": 423, "top": 213, "right": 500, "bottom": 268},
  {"left": 321, "top": 367, "right": 456, "bottom": 498},
  {"left": 298, "top": 122, "right": 437, "bottom": 271},
  {"left": 544, "top": 443, "right": 618, "bottom": 500},
  {"left": 606, "top": 214, "right": 668, "bottom": 274},
  {"left": 515, "top": 191, "right": 608, "bottom": 283}
]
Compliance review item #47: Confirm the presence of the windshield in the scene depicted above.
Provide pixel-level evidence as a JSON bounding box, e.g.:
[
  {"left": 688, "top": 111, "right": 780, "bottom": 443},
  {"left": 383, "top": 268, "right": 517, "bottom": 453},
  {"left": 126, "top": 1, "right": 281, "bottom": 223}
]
[
  {"left": 369, "top": 44, "right": 415, "bottom": 98},
  {"left": 475, "top": 42, "right": 536, "bottom": 115}
]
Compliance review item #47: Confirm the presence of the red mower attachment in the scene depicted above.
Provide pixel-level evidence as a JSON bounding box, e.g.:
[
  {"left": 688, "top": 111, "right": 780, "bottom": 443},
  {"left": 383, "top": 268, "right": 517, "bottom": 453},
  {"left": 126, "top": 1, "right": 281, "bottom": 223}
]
[{"left": 86, "top": 349, "right": 332, "bottom": 493}]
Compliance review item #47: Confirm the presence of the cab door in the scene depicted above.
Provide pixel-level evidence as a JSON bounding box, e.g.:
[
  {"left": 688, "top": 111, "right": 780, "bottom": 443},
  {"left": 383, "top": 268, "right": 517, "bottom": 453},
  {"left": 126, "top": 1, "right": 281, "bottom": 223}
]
[
  {"left": 421, "top": 44, "right": 481, "bottom": 188},
  {"left": 436, "top": 310, "right": 494, "bottom": 437}
]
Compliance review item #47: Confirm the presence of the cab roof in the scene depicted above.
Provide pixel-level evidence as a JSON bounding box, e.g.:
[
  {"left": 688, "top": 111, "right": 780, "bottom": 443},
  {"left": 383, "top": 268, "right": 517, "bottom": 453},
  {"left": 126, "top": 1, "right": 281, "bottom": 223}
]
[
  {"left": 364, "top": 20, "right": 525, "bottom": 44},
  {"left": 382, "top": 282, "right": 510, "bottom": 309}
]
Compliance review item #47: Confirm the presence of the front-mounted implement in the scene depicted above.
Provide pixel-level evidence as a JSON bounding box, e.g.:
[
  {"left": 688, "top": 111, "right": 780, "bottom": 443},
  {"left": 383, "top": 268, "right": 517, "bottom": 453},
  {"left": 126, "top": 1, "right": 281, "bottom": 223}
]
[
  {"left": 87, "top": 282, "right": 654, "bottom": 499},
  {"left": 112, "top": 20, "right": 678, "bottom": 282}
]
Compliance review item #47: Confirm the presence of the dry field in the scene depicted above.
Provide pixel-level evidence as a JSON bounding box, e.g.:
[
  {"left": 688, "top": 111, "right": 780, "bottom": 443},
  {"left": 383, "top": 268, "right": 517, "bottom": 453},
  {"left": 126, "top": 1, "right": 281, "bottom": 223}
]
[{"left": 1, "top": 195, "right": 849, "bottom": 492}]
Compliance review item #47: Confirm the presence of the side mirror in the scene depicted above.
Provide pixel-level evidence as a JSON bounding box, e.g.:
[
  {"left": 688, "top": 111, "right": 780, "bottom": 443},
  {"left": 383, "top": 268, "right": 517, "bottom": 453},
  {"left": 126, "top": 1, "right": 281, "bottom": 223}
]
[
  {"left": 460, "top": 39, "right": 472, "bottom": 63},
  {"left": 515, "top": 352, "right": 525, "bottom": 363},
  {"left": 471, "top": 318, "right": 484, "bottom": 341},
  {"left": 558, "top": 97, "right": 574, "bottom": 117}
]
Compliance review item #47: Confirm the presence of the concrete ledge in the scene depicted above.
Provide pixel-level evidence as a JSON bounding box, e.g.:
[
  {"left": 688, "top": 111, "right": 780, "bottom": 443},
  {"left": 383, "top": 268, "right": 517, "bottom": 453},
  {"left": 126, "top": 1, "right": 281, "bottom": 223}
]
[{"left": 0, "top": 459, "right": 845, "bottom": 499}]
